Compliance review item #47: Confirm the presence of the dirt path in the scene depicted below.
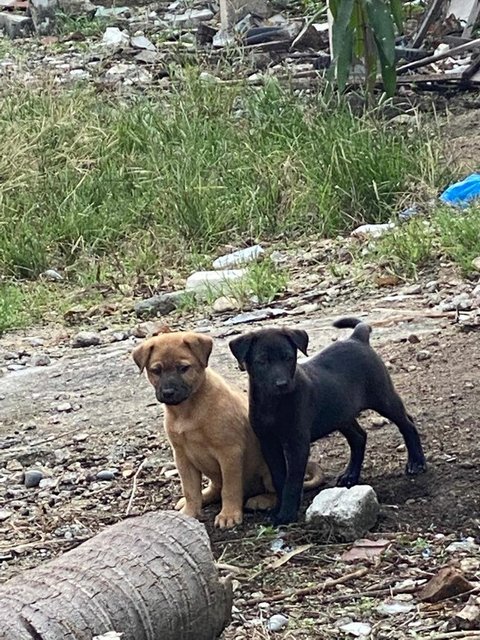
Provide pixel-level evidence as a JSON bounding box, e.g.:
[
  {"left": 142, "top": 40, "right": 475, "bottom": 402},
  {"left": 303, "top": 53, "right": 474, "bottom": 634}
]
[{"left": 1, "top": 287, "right": 479, "bottom": 638}]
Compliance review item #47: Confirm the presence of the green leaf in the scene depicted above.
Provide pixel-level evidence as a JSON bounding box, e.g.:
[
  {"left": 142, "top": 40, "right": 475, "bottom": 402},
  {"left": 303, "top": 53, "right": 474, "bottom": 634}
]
[
  {"left": 331, "top": 0, "right": 355, "bottom": 61},
  {"left": 389, "top": 0, "right": 404, "bottom": 32},
  {"left": 377, "top": 42, "right": 396, "bottom": 96},
  {"left": 335, "top": 26, "right": 354, "bottom": 91},
  {"left": 365, "top": 0, "right": 396, "bottom": 67}
]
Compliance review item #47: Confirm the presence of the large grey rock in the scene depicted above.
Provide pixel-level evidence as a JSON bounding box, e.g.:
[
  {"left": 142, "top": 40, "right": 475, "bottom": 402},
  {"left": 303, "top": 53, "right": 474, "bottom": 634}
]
[
  {"left": 305, "top": 485, "right": 379, "bottom": 541},
  {"left": 134, "top": 291, "right": 184, "bottom": 318},
  {"left": 0, "top": 13, "right": 33, "bottom": 38},
  {"left": 72, "top": 331, "right": 101, "bottom": 348}
]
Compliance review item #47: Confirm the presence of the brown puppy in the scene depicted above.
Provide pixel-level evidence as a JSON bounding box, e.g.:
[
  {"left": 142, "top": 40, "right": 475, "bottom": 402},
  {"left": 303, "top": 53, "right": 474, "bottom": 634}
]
[{"left": 132, "top": 331, "right": 323, "bottom": 528}]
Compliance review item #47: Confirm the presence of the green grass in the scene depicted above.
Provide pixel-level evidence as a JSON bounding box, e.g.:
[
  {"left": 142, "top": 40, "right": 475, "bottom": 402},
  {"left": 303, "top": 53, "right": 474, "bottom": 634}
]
[
  {"left": 364, "top": 206, "right": 480, "bottom": 277},
  {"left": 0, "top": 77, "right": 451, "bottom": 332}
]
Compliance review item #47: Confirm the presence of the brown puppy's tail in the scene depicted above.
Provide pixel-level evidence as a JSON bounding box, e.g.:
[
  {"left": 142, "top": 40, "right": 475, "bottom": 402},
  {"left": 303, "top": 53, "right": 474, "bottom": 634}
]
[
  {"left": 303, "top": 460, "right": 325, "bottom": 490},
  {"left": 333, "top": 316, "right": 371, "bottom": 344}
]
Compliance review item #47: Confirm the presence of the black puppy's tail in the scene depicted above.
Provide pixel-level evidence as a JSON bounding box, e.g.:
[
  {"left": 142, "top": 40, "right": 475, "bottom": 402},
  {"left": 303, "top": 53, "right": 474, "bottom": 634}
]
[{"left": 333, "top": 316, "right": 371, "bottom": 343}]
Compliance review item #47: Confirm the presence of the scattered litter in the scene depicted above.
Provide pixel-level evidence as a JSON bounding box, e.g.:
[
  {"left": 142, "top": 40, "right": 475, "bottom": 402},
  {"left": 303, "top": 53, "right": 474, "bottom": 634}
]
[
  {"left": 223, "top": 307, "right": 288, "bottom": 325},
  {"left": 185, "top": 269, "right": 247, "bottom": 295},
  {"left": 213, "top": 244, "right": 264, "bottom": 269},
  {"left": 101, "top": 27, "right": 129, "bottom": 49},
  {"left": 351, "top": 223, "right": 395, "bottom": 238},
  {"left": 440, "top": 173, "right": 480, "bottom": 208},
  {"left": 446, "top": 537, "right": 478, "bottom": 553},
  {"left": 376, "top": 600, "right": 415, "bottom": 615},
  {"left": 340, "top": 621, "right": 372, "bottom": 637}
]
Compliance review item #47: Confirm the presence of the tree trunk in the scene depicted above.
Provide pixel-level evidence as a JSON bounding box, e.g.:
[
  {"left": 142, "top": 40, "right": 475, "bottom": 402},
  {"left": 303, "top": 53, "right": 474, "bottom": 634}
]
[{"left": 0, "top": 511, "right": 232, "bottom": 640}]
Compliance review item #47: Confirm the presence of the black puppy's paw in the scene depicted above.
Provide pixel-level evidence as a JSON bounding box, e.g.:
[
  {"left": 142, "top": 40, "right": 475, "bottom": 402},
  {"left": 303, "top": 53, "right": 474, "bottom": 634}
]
[
  {"left": 406, "top": 459, "right": 427, "bottom": 475},
  {"left": 336, "top": 471, "right": 359, "bottom": 488},
  {"left": 271, "top": 510, "right": 297, "bottom": 527}
]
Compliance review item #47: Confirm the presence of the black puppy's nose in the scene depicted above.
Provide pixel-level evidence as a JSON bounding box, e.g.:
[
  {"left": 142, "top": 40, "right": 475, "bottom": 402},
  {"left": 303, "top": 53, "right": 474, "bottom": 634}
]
[
  {"left": 275, "top": 379, "right": 289, "bottom": 390},
  {"left": 162, "top": 388, "right": 175, "bottom": 399}
]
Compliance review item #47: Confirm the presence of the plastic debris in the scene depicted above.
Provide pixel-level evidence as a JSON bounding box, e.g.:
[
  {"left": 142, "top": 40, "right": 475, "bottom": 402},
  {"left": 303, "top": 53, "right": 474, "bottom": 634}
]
[{"left": 440, "top": 173, "right": 480, "bottom": 208}]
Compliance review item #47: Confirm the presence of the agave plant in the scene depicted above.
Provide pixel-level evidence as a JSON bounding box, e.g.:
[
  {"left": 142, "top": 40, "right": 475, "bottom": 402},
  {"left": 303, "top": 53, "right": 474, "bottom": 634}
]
[{"left": 329, "top": 0, "right": 403, "bottom": 97}]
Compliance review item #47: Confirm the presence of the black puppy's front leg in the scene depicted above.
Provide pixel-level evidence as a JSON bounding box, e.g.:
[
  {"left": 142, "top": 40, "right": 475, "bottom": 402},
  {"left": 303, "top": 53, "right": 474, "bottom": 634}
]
[
  {"left": 259, "top": 436, "right": 287, "bottom": 515},
  {"left": 272, "top": 437, "right": 311, "bottom": 526},
  {"left": 336, "top": 420, "right": 367, "bottom": 487}
]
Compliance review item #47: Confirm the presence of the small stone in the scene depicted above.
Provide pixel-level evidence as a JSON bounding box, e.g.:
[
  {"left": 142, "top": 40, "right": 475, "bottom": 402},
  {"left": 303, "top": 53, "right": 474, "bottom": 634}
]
[
  {"left": 408, "top": 334, "right": 420, "bottom": 344},
  {"left": 72, "top": 331, "right": 101, "bottom": 348},
  {"left": 28, "top": 337, "right": 45, "bottom": 347},
  {"left": 4, "top": 352, "right": 19, "bottom": 360},
  {"left": 96, "top": 470, "right": 116, "bottom": 481},
  {"left": 6, "top": 459, "right": 23, "bottom": 472},
  {"left": 73, "top": 433, "right": 88, "bottom": 442},
  {"left": 376, "top": 601, "right": 415, "bottom": 615},
  {"left": 305, "top": 485, "right": 379, "bottom": 541},
  {"left": 267, "top": 614, "right": 288, "bottom": 632},
  {"left": 425, "top": 280, "right": 439, "bottom": 292},
  {"left": 403, "top": 284, "right": 423, "bottom": 295},
  {"left": 7, "top": 363, "right": 25, "bottom": 371},
  {"left": 419, "top": 567, "right": 473, "bottom": 603},
  {"left": 371, "top": 416, "right": 389, "bottom": 428},
  {"left": 110, "top": 331, "right": 129, "bottom": 342},
  {"left": 30, "top": 354, "right": 51, "bottom": 367},
  {"left": 212, "top": 296, "right": 238, "bottom": 313},
  {"left": 134, "top": 292, "right": 184, "bottom": 318},
  {"left": 340, "top": 621, "right": 372, "bottom": 637},
  {"left": 0, "top": 509, "right": 12, "bottom": 522},
  {"left": 130, "top": 35, "right": 156, "bottom": 51},
  {"left": 56, "top": 402, "right": 73, "bottom": 412},
  {"left": 416, "top": 350, "right": 431, "bottom": 362},
  {"left": 24, "top": 469, "right": 44, "bottom": 488},
  {"left": 472, "top": 257, "right": 480, "bottom": 272}
]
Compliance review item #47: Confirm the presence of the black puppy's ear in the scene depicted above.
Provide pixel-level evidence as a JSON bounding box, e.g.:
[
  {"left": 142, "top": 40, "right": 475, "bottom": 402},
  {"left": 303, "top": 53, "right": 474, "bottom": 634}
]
[
  {"left": 132, "top": 340, "right": 154, "bottom": 373},
  {"left": 283, "top": 328, "right": 309, "bottom": 356},
  {"left": 229, "top": 334, "right": 254, "bottom": 371}
]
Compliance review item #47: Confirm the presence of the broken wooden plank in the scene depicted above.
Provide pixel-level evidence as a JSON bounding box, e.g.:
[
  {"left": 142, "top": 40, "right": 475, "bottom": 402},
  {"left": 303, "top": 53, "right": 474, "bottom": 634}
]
[
  {"left": 398, "top": 36, "right": 480, "bottom": 72},
  {"left": 411, "top": 0, "right": 446, "bottom": 48},
  {"left": 462, "top": 0, "right": 480, "bottom": 37}
]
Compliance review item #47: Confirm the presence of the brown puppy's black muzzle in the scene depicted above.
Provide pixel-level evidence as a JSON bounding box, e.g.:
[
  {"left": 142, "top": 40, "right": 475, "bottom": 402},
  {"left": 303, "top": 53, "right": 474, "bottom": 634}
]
[{"left": 155, "top": 375, "right": 191, "bottom": 405}]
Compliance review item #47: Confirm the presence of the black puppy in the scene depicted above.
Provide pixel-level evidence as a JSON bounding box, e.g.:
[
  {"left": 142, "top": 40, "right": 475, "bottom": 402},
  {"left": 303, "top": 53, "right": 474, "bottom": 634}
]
[{"left": 229, "top": 318, "right": 427, "bottom": 525}]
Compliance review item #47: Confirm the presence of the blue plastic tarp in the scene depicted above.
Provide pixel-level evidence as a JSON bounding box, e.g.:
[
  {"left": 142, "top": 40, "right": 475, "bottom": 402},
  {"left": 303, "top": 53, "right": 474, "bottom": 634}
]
[{"left": 440, "top": 173, "right": 480, "bottom": 208}]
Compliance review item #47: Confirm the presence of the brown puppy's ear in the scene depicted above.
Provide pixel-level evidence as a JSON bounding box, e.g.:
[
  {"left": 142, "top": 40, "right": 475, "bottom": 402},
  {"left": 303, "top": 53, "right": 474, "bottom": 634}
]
[
  {"left": 283, "top": 328, "right": 309, "bottom": 356},
  {"left": 229, "top": 334, "right": 254, "bottom": 371},
  {"left": 132, "top": 341, "right": 154, "bottom": 373},
  {"left": 184, "top": 334, "right": 213, "bottom": 368}
]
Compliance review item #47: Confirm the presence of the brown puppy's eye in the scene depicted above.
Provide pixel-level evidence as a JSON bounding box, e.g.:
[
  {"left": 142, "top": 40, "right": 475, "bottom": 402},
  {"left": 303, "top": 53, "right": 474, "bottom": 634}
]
[
  {"left": 150, "top": 365, "right": 162, "bottom": 375},
  {"left": 178, "top": 364, "right": 191, "bottom": 374}
]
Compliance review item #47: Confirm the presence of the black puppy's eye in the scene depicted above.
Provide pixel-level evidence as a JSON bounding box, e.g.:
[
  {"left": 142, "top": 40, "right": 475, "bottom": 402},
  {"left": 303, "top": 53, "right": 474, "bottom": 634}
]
[{"left": 178, "top": 364, "right": 191, "bottom": 374}]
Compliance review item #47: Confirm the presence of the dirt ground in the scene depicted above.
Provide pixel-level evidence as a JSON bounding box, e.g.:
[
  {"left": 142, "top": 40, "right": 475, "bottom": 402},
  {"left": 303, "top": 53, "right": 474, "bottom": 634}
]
[{"left": 1, "top": 263, "right": 480, "bottom": 637}]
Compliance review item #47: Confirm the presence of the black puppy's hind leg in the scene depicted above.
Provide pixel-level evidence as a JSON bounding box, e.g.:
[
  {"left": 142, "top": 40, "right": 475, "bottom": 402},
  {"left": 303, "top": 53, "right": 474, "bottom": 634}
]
[
  {"left": 336, "top": 420, "right": 367, "bottom": 487},
  {"left": 375, "top": 394, "right": 426, "bottom": 475}
]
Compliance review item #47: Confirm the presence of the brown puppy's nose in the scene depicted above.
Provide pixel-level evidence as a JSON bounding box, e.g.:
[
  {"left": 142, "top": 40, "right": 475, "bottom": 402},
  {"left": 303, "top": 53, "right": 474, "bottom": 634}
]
[{"left": 162, "top": 388, "right": 175, "bottom": 399}]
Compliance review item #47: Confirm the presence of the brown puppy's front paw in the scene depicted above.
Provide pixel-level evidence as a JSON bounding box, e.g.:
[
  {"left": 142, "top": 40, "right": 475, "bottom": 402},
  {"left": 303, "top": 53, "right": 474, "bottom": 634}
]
[
  {"left": 178, "top": 502, "right": 201, "bottom": 519},
  {"left": 215, "top": 509, "right": 243, "bottom": 529},
  {"left": 175, "top": 497, "right": 186, "bottom": 511}
]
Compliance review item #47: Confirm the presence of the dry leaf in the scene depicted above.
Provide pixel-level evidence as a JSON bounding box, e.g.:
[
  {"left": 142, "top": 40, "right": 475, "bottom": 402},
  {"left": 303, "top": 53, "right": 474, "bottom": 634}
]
[{"left": 268, "top": 544, "right": 312, "bottom": 570}]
